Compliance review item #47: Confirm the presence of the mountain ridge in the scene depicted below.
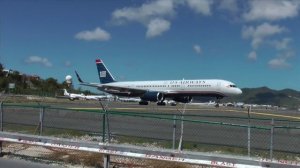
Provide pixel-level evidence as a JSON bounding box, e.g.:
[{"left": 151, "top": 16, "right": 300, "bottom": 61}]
[{"left": 223, "top": 86, "right": 300, "bottom": 109}]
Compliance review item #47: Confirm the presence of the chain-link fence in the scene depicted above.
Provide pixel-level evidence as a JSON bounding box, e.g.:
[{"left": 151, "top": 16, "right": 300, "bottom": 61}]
[{"left": 1, "top": 101, "right": 300, "bottom": 167}]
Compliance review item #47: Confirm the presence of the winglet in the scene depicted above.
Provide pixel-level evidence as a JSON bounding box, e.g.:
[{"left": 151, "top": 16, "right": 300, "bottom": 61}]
[{"left": 75, "top": 71, "right": 84, "bottom": 83}]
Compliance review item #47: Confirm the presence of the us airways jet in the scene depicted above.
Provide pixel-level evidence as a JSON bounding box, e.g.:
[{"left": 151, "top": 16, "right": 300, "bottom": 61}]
[{"left": 75, "top": 59, "right": 242, "bottom": 105}]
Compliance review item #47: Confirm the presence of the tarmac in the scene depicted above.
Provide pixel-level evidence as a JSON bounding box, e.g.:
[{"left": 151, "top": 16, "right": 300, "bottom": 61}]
[
  {"left": 1, "top": 100, "right": 300, "bottom": 153},
  {"left": 1, "top": 99, "right": 300, "bottom": 167},
  {"left": 0, "top": 158, "right": 60, "bottom": 168}
]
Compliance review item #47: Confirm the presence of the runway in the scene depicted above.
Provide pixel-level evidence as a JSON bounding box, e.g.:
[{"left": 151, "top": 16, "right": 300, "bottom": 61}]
[
  {"left": 68, "top": 106, "right": 300, "bottom": 120},
  {"left": 1, "top": 100, "right": 300, "bottom": 155}
]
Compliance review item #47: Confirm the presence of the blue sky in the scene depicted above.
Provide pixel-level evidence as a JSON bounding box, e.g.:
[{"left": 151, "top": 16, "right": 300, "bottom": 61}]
[{"left": 1, "top": 0, "right": 300, "bottom": 91}]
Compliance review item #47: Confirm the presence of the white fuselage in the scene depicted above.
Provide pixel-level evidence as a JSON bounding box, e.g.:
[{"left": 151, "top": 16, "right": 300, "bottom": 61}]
[
  {"left": 101, "top": 79, "right": 242, "bottom": 98},
  {"left": 76, "top": 59, "right": 242, "bottom": 103},
  {"left": 64, "top": 92, "right": 85, "bottom": 100},
  {"left": 85, "top": 95, "right": 112, "bottom": 100}
]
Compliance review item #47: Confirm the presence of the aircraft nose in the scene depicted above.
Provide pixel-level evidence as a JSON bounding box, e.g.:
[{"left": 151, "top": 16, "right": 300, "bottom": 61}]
[{"left": 237, "top": 88, "right": 242, "bottom": 95}]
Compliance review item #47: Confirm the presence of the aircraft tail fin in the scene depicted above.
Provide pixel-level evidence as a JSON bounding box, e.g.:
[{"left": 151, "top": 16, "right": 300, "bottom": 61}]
[
  {"left": 63, "top": 89, "right": 69, "bottom": 96},
  {"left": 95, "top": 59, "right": 116, "bottom": 84},
  {"left": 75, "top": 71, "right": 84, "bottom": 83}
]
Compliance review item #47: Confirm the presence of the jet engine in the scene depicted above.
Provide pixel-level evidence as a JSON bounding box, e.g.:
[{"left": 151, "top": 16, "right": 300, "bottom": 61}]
[
  {"left": 173, "top": 96, "right": 192, "bottom": 103},
  {"left": 141, "top": 92, "right": 164, "bottom": 102}
]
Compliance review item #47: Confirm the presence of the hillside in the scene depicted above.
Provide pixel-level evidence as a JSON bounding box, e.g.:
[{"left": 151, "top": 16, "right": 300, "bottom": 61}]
[
  {"left": 0, "top": 63, "right": 92, "bottom": 96},
  {"left": 223, "top": 87, "right": 300, "bottom": 109}
]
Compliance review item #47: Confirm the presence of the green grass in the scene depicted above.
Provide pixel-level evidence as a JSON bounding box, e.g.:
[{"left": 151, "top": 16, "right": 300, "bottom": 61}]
[{"left": 4, "top": 123, "right": 37, "bottom": 134}]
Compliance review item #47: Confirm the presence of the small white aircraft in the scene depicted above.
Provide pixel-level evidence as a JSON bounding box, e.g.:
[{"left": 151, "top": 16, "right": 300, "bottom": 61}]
[
  {"left": 75, "top": 59, "right": 242, "bottom": 105},
  {"left": 63, "top": 89, "right": 85, "bottom": 101},
  {"left": 63, "top": 89, "right": 112, "bottom": 101},
  {"left": 85, "top": 94, "right": 113, "bottom": 101},
  {"left": 117, "top": 97, "right": 141, "bottom": 102},
  {"left": 189, "top": 101, "right": 216, "bottom": 106}
]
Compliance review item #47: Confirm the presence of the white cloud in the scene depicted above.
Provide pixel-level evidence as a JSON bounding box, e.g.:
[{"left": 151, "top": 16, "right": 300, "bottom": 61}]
[
  {"left": 281, "top": 50, "right": 294, "bottom": 59},
  {"left": 248, "top": 51, "right": 257, "bottom": 60},
  {"left": 244, "top": 0, "right": 300, "bottom": 21},
  {"left": 75, "top": 27, "right": 111, "bottom": 41},
  {"left": 185, "top": 0, "right": 213, "bottom": 15},
  {"left": 65, "top": 61, "right": 71, "bottom": 67},
  {"left": 146, "top": 18, "right": 171, "bottom": 38},
  {"left": 112, "top": 0, "right": 176, "bottom": 38},
  {"left": 112, "top": 0, "right": 175, "bottom": 24},
  {"left": 25, "top": 56, "right": 53, "bottom": 67},
  {"left": 268, "top": 58, "right": 290, "bottom": 69},
  {"left": 268, "top": 51, "right": 294, "bottom": 69},
  {"left": 242, "top": 23, "right": 293, "bottom": 62},
  {"left": 271, "top": 38, "right": 292, "bottom": 50},
  {"left": 218, "top": 0, "right": 238, "bottom": 13},
  {"left": 242, "top": 23, "right": 287, "bottom": 49},
  {"left": 111, "top": 0, "right": 214, "bottom": 38},
  {"left": 193, "top": 44, "right": 202, "bottom": 54}
]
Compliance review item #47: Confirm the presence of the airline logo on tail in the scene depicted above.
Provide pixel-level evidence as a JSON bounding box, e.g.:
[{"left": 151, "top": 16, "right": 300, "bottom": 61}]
[
  {"left": 100, "top": 71, "right": 106, "bottom": 78},
  {"left": 95, "top": 59, "right": 116, "bottom": 84}
]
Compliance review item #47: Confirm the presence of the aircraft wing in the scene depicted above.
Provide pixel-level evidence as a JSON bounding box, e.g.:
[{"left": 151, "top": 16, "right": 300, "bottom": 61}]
[
  {"left": 79, "top": 82, "right": 102, "bottom": 88},
  {"left": 80, "top": 82, "right": 148, "bottom": 96},
  {"left": 100, "top": 84, "right": 147, "bottom": 96}
]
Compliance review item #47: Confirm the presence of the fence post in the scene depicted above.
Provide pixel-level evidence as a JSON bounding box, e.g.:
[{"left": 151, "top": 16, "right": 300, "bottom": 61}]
[
  {"left": 105, "top": 110, "right": 111, "bottom": 143},
  {"left": 0, "top": 102, "right": 3, "bottom": 132},
  {"left": 39, "top": 106, "right": 45, "bottom": 136},
  {"left": 102, "top": 113, "right": 106, "bottom": 143},
  {"left": 0, "top": 102, "right": 3, "bottom": 157},
  {"left": 99, "top": 101, "right": 110, "bottom": 143},
  {"left": 103, "top": 154, "right": 110, "bottom": 168},
  {"left": 270, "top": 118, "right": 274, "bottom": 161},
  {"left": 178, "top": 103, "right": 187, "bottom": 151},
  {"left": 172, "top": 114, "right": 176, "bottom": 150},
  {"left": 247, "top": 106, "right": 251, "bottom": 157},
  {"left": 99, "top": 101, "right": 110, "bottom": 168}
]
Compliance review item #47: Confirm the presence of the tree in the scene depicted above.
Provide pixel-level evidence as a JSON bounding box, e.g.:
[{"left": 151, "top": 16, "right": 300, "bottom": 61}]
[
  {"left": 0, "top": 64, "right": 92, "bottom": 96},
  {"left": 43, "top": 77, "right": 60, "bottom": 92},
  {"left": 0, "top": 63, "right": 7, "bottom": 91},
  {"left": 0, "top": 63, "right": 4, "bottom": 77}
]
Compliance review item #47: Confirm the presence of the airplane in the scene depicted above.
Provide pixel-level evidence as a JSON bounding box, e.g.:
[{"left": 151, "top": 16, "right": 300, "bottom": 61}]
[
  {"left": 85, "top": 94, "right": 114, "bottom": 101},
  {"left": 117, "top": 97, "right": 141, "bottom": 102},
  {"left": 189, "top": 101, "right": 216, "bottom": 107},
  {"left": 75, "top": 59, "right": 242, "bottom": 106},
  {"left": 63, "top": 89, "right": 113, "bottom": 101},
  {"left": 63, "top": 89, "right": 85, "bottom": 101}
]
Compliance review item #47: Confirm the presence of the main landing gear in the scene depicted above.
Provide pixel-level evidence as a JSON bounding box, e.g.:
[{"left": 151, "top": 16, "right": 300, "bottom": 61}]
[
  {"left": 139, "top": 101, "right": 166, "bottom": 106},
  {"left": 139, "top": 101, "right": 149, "bottom": 105},
  {"left": 157, "top": 101, "right": 166, "bottom": 106},
  {"left": 215, "top": 97, "right": 222, "bottom": 108}
]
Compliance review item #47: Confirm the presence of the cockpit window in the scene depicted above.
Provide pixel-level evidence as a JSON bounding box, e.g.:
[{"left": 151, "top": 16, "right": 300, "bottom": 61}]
[{"left": 229, "top": 85, "right": 237, "bottom": 88}]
